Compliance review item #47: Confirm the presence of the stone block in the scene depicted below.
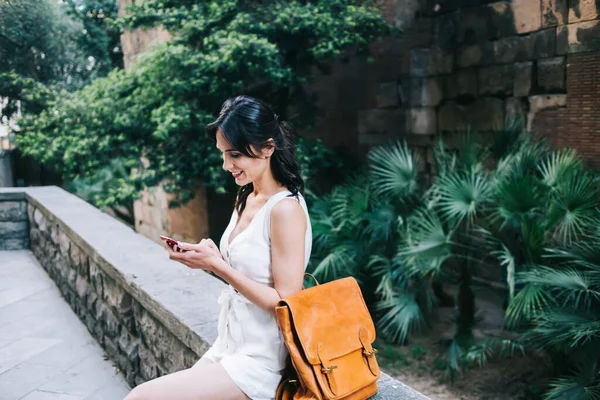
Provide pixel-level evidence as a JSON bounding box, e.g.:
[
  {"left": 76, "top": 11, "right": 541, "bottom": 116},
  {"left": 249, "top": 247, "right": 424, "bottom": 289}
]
[
  {"left": 89, "top": 262, "right": 104, "bottom": 297},
  {"left": 459, "top": 3, "right": 516, "bottom": 43},
  {"left": 458, "top": 7, "right": 492, "bottom": 43},
  {"left": 465, "top": 98, "right": 505, "bottom": 131},
  {"left": 529, "top": 94, "right": 567, "bottom": 113},
  {"left": 557, "top": 20, "right": 600, "bottom": 54},
  {"left": 513, "top": 0, "right": 543, "bottom": 33},
  {"left": 459, "top": 41, "right": 494, "bottom": 69},
  {"left": 118, "top": 330, "right": 139, "bottom": 361},
  {"left": 411, "top": 47, "right": 453, "bottom": 77},
  {"left": 138, "top": 346, "right": 158, "bottom": 381},
  {"left": 532, "top": 28, "right": 557, "bottom": 58},
  {"left": 86, "top": 291, "right": 99, "bottom": 316},
  {"left": 67, "top": 268, "right": 77, "bottom": 288},
  {"left": 537, "top": 57, "right": 566, "bottom": 92},
  {"left": 506, "top": 97, "right": 528, "bottom": 122},
  {"left": 75, "top": 274, "right": 91, "bottom": 302},
  {"left": 458, "top": 45, "right": 483, "bottom": 68},
  {"left": 57, "top": 229, "right": 71, "bottom": 258},
  {"left": 375, "top": 82, "right": 399, "bottom": 108},
  {"left": 410, "top": 78, "right": 443, "bottom": 106},
  {"left": 0, "top": 221, "right": 28, "bottom": 238},
  {"left": 542, "top": 0, "right": 567, "bottom": 27},
  {"left": 514, "top": 62, "right": 534, "bottom": 97},
  {"left": 32, "top": 208, "right": 45, "bottom": 231},
  {"left": 434, "top": 12, "right": 459, "bottom": 51},
  {"left": 103, "top": 275, "right": 132, "bottom": 313},
  {"left": 479, "top": 64, "right": 514, "bottom": 95},
  {"left": 528, "top": 94, "right": 567, "bottom": 130},
  {"left": 409, "top": 108, "right": 437, "bottom": 135},
  {"left": 445, "top": 69, "right": 478, "bottom": 99},
  {"left": 103, "top": 307, "right": 122, "bottom": 338},
  {"left": 0, "top": 201, "right": 26, "bottom": 221},
  {"left": 568, "top": 0, "right": 599, "bottom": 23},
  {"left": 493, "top": 35, "right": 533, "bottom": 63},
  {"left": 0, "top": 238, "right": 29, "bottom": 250},
  {"left": 27, "top": 203, "right": 34, "bottom": 223},
  {"left": 358, "top": 109, "right": 406, "bottom": 135},
  {"left": 439, "top": 102, "right": 467, "bottom": 131}
]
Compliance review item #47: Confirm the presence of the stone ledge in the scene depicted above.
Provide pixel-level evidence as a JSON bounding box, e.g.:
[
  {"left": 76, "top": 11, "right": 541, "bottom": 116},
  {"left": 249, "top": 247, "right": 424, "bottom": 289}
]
[
  {"left": 0, "top": 186, "right": 429, "bottom": 400},
  {"left": 0, "top": 192, "right": 29, "bottom": 250}
]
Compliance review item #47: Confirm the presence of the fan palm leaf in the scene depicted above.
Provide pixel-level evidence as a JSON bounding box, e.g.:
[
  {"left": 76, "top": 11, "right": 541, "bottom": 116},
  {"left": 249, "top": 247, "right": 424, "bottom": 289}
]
[
  {"left": 539, "top": 148, "right": 583, "bottom": 189},
  {"left": 493, "top": 173, "right": 543, "bottom": 227},
  {"left": 374, "top": 290, "right": 425, "bottom": 344},
  {"left": 437, "top": 170, "right": 493, "bottom": 228},
  {"left": 367, "top": 255, "right": 396, "bottom": 302},
  {"left": 462, "top": 336, "right": 526, "bottom": 368},
  {"left": 544, "top": 372, "right": 600, "bottom": 400},
  {"left": 525, "top": 309, "right": 600, "bottom": 350},
  {"left": 519, "top": 267, "right": 600, "bottom": 310},
  {"left": 310, "top": 242, "right": 358, "bottom": 283},
  {"left": 362, "top": 203, "right": 396, "bottom": 245},
  {"left": 368, "top": 140, "right": 420, "bottom": 200},
  {"left": 396, "top": 209, "right": 453, "bottom": 278},
  {"left": 546, "top": 172, "right": 599, "bottom": 245},
  {"left": 505, "top": 282, "right": 556, "bottom": 329}
]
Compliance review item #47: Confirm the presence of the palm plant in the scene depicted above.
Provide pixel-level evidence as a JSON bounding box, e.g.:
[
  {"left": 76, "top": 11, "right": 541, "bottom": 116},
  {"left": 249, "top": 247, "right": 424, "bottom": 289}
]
[
  {"left": 308, "top": 142, "right": 430, "bottom": 343},
  {"left": 309, "top": 124, "right": 600, "bottom": 396},
  {"left": 491, "top": 142, "right": 600, "bottom": 399}
]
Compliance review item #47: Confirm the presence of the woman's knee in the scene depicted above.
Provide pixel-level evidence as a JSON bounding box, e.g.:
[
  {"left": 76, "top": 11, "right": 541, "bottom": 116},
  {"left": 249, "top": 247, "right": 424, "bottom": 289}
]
[{"left": 123, "top": 383, "right": 149, "bottom": 400}]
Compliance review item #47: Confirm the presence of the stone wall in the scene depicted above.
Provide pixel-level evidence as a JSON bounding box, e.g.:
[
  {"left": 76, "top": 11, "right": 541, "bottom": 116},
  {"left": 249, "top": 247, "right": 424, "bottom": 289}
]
[
  {"left": 354, "top": 0, "right": 600, "bottom": 170},
  {"left": 0, "top": 191, "right": 28, "bottom": 250},
  {"left": 0, "top": 186, "right": 429, "bottom": 400}
]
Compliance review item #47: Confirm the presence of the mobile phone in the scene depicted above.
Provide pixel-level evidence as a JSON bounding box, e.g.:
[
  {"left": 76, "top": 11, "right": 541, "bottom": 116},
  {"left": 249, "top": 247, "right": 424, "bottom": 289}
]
[{"left": 159, "top": 235, "right": 189, "bottom": 252}]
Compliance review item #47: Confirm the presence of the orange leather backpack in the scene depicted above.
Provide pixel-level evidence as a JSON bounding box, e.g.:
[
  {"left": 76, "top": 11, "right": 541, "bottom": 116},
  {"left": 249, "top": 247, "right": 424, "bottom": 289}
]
[{"left": 275, "top": 275, "right": 380, "bottom": 400}]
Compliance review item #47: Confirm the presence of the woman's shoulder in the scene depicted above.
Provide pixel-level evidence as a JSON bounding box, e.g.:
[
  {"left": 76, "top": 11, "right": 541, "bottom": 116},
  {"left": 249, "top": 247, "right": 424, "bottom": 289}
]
[{"left": 270, "top": 195, "right": 306, "bottom": 227}]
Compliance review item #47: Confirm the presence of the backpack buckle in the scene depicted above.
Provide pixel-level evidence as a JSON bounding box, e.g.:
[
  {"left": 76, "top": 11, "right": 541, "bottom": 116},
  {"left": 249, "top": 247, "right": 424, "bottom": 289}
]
[{"left": 321, "top": 365, "right": 338, "bottom": 374}]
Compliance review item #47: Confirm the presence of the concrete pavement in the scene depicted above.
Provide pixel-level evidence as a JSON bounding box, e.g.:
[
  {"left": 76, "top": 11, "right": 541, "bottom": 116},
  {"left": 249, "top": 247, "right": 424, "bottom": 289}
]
[{"left": 0, "top": 251, "right": 131, "bottom": 400}]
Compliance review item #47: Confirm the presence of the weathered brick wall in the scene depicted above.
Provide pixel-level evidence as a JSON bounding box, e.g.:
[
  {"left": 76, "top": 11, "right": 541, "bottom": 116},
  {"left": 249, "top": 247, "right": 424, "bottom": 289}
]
[
  {"left": 351, "top": 0, "right": 600, "bottom": 169},
  {"left": 533, "top": 52, "right": 600, "bottom": 166},
  {"left": 0, "top": 192, "right": 28, "bottom": 250}
]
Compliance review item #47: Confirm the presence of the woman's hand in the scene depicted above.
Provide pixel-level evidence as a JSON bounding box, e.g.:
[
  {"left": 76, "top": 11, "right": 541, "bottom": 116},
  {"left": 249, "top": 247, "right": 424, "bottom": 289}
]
[
  {"left": 165, "top": 240, "right": 224, "bottom": 273},
  {"left": 182, "top": 238, "right": 223, "bottom": 259}
]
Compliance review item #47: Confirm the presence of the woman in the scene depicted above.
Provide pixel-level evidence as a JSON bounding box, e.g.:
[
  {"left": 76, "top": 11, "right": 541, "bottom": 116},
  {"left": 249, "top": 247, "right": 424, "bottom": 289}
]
[{"left": 124, "top": 95, "right": 312, "bottom": 400}]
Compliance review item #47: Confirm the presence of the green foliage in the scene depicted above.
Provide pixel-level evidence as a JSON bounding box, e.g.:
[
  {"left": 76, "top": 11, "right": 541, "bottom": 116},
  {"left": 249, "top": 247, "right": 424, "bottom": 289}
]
[
  {"left": 64, "top": 0, "right": 124, "bottom": 73},
  {"left": 309, "top": 122, "right": 600, "bottom": 397},
  {"left": 0, "top": 0, "right": 122, "bottom": 122},
  {"left": 16, "top": 0, "right": 390, "bottom": 208}
]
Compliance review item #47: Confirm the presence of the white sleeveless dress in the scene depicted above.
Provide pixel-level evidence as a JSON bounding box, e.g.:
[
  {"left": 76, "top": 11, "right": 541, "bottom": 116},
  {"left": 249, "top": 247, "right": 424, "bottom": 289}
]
[{"left": 200, "top": 190, "right": 312, "bottom": 400}]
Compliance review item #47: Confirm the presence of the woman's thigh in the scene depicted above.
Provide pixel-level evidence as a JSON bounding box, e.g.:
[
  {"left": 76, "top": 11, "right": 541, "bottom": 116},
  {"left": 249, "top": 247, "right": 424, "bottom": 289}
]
[{"left": 124, "top": 362, "right": 250, "bottom": 400}]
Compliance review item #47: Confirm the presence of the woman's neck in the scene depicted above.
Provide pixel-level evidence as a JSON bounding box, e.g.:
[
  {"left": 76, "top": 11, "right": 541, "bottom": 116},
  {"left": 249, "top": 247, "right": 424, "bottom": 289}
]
[{"left": 252, "top": 172, "right": 285, "bottom": 198}]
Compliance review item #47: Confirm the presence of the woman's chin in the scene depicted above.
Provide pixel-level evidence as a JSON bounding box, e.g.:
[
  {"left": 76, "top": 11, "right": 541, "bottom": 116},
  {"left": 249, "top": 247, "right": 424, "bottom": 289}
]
[{"left": 234, "top": 176, "right": 248, "bottom": 186}]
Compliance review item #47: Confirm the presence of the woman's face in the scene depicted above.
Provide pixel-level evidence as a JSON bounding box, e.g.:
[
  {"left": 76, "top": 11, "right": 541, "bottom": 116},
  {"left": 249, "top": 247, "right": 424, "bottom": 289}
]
[{"left": 216, "top": 129, "right": 272, "bottom": 186}]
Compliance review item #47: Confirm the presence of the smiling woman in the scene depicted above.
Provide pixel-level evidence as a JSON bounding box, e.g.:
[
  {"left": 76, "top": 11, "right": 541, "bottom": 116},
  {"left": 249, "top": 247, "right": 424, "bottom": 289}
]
[{"left": 123, "top": 95, "right": 312, "bottom": 400}]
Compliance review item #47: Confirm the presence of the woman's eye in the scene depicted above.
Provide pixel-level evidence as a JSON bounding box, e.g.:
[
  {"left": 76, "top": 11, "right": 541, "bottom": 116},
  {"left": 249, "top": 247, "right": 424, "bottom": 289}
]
[{"left": 230, "top": 153, "right": 242, "bottom": 158}]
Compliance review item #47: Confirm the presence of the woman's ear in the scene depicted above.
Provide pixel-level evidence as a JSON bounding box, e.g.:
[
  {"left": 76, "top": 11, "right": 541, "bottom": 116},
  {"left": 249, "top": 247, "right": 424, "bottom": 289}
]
[{"left": 263, "top": 138, "right": 275, "bottom": 158}]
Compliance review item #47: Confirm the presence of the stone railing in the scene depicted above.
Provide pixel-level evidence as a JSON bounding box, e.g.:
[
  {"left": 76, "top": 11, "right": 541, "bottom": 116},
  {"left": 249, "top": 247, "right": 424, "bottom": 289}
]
[{"left": 0, "top": 186, "right": 429, "bottom": 400}]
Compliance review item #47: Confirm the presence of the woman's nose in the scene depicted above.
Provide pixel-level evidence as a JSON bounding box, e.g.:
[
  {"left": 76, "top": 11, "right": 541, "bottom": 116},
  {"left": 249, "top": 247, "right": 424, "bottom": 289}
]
[{"left": 222, "top": 157, "right": 232, "bottom": 171}]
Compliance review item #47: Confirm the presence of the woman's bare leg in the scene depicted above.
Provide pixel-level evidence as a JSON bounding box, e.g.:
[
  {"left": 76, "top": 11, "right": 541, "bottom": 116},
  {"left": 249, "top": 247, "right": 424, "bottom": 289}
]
[{"left": 123, "top": 361, "right": 250, "bottom": 400}]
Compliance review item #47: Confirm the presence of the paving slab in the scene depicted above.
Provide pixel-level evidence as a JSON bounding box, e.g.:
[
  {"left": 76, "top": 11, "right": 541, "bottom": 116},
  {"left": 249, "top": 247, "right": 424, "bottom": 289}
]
[{"left": 0, "top": 251, "right": 130, "bottom": 400}]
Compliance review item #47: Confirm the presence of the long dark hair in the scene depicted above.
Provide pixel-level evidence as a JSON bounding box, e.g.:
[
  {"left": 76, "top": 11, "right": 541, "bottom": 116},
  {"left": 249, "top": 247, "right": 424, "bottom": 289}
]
[{"left": 206, "top": 95, "right": 304, "bottom": 215}]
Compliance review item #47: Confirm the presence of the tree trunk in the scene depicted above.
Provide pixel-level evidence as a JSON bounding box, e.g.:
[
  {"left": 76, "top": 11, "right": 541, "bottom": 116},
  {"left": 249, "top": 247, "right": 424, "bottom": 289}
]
[{"left": 456, "top": 265, "right": 475, "bottom": 338}]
